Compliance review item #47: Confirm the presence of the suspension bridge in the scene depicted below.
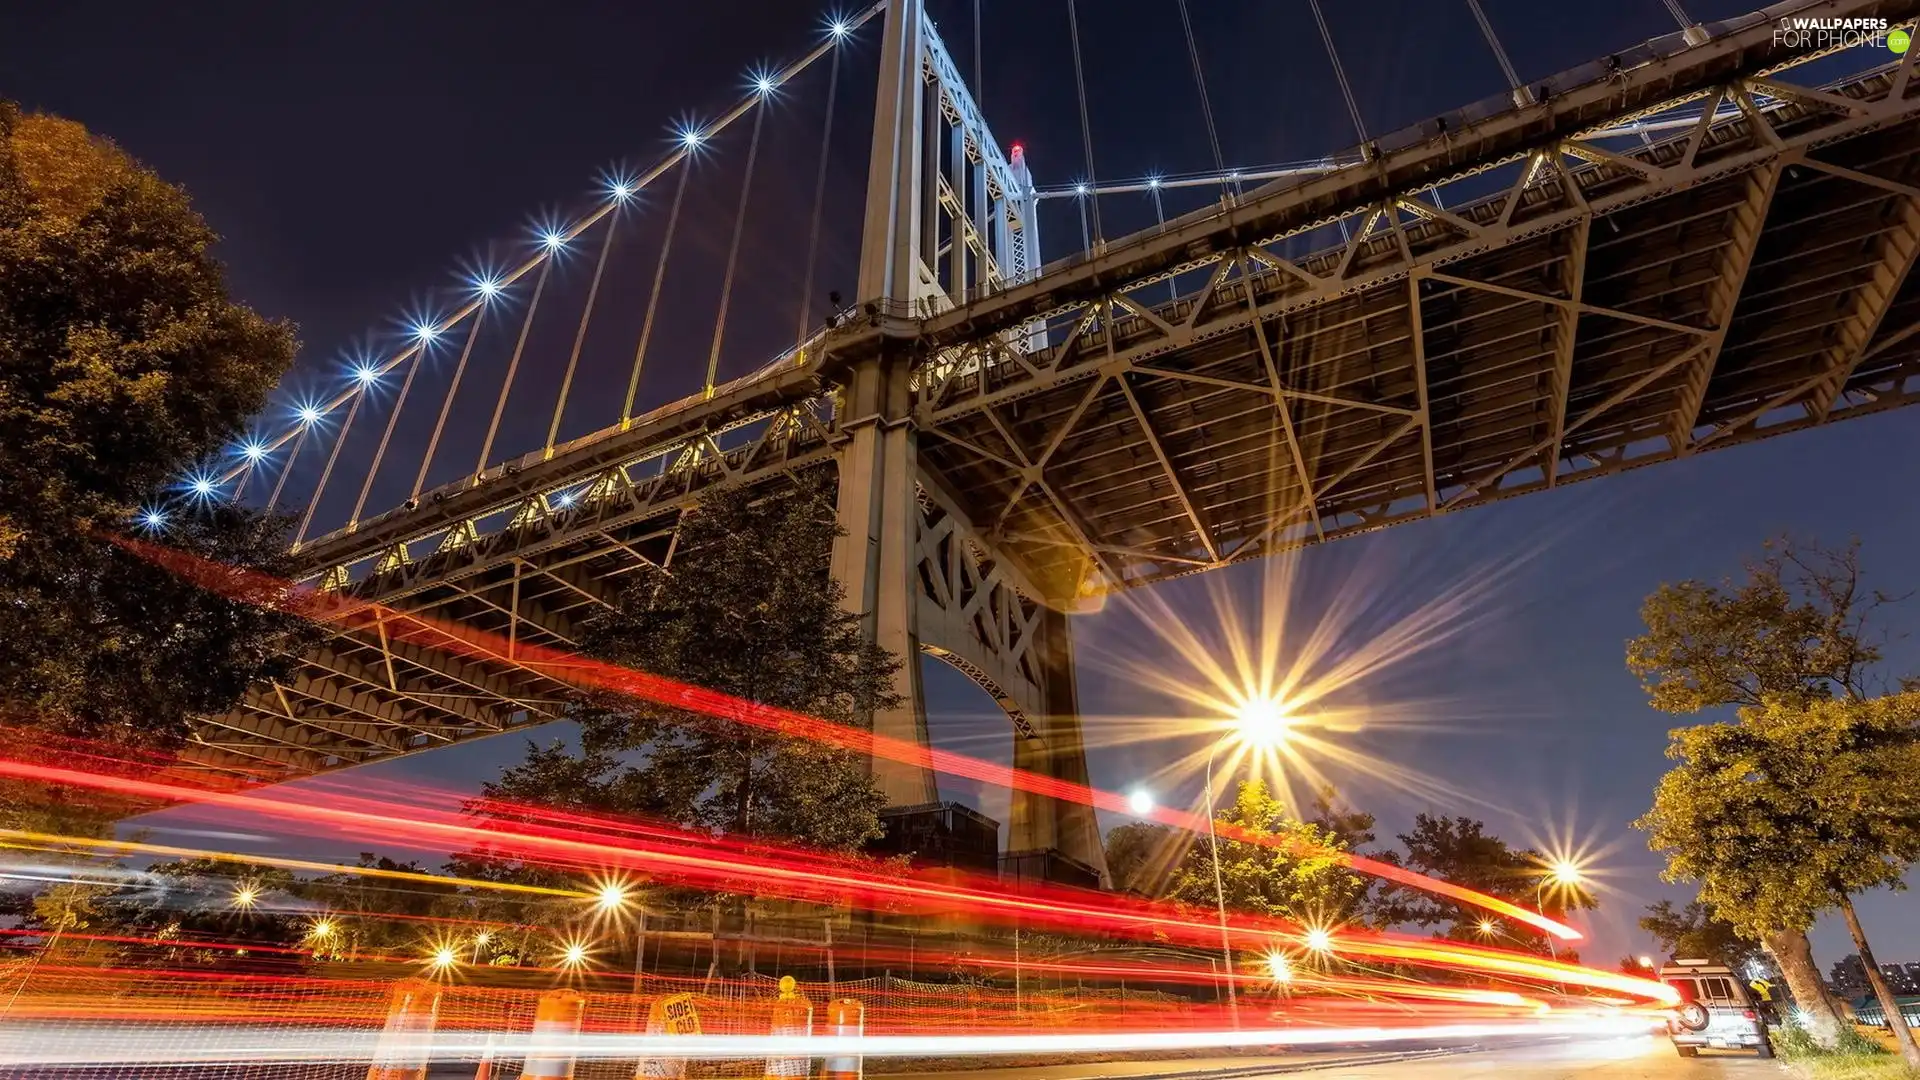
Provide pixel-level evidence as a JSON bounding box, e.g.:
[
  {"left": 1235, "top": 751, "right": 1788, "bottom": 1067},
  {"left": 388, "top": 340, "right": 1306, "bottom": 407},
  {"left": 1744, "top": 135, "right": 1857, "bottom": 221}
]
[{"left": 166, "top": 0, "right": 1920, "bottom": 885}]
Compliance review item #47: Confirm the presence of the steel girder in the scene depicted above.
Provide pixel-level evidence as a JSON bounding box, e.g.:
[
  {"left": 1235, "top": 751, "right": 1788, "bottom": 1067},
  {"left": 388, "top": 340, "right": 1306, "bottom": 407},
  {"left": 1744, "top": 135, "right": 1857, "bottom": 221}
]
[{"left": 901, "top": 60, "right": 1920, "bottom": 601}]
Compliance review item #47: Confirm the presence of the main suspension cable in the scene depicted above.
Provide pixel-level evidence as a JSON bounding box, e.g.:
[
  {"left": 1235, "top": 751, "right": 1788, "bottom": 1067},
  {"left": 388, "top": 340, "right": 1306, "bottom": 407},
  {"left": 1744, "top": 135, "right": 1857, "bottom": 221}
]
[
  {"left": 1176, "top": 0, "right": 1230, "bottom": 189},
  {"left": 1307, "top": 0, "right": 1369, "bottom": 147},
  {"left": 1066, "top": 0, "right": 1104, "bottom": 247}
]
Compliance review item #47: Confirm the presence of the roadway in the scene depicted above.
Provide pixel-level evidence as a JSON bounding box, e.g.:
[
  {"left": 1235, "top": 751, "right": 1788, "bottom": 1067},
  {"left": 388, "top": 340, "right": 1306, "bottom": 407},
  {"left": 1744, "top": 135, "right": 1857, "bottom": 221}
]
[{"left": 890, "top": 1037, "right": 1778, "bottom": 1079}]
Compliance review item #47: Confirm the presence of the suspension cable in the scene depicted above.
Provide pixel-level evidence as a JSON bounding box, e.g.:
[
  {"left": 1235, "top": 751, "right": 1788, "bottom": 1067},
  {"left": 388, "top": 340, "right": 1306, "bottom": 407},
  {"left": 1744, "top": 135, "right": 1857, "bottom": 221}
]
[
  {"left": 1307, "top": 0, "right": 1369, "bottom": 146},
  {"left": 625, "top": 162, "right": 693, "bottom": 424},
  {"left": 547, "top": 212, "right": 620, "bottom": 454},
  {"left": 1176, "top": 0, "right": 1229, "bottom": 187},
  {"left": 349, "top": 344, "right": 426, "bottom": 527},
  {"left": 704, "top": 98, "right": 769, "bottom": 397},
  {"left": 1662, "top": 0, "right": 1695, "bottom": 30},
  {"left": 477, "top": 258, "right": 554, "bottom": 477},
  {"left": 796, "top": 44, "right": 844, "bottom": 349},
  {"left": 1066, "top": 0, "right": 1103, "bottom": 246},
  {"left": 412, "top": 302, "right": 487, "bottom": 502},
  {"left": 974, "top": 0, "right": 984, "bottom": 111},
  {"left": 294, "top": 391, "right": 364, "bottom": 548},
  {"left": 1465, "top": 0, "right": 1523, "bottom": 92},
  {"left": 265, "top": 423, "right": 309, "bottom": 513}
]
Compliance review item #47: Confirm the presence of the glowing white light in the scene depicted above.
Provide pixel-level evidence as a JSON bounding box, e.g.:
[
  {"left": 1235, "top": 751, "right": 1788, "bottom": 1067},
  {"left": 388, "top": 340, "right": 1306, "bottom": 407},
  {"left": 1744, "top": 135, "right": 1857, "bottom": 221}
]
[
  {"left": 189, "top": 475, "right": 217, "bottom": 498},
  {"left": 297, "top": 405, "right": 323, "bottom": 426},
  {"left": 1147, "top": 176, "right": 1162, "bottom": 189},
  {"left": 1266, "top": 951, "right": 1293, "bottom": 983},
  {"left": 556, "top": 491, "right": 577, "bottom": 508},
  {"left": 413, "top": 322, "right": 440, "bottom": 342},
  {"left": 352, "top": 363, "right": 381, "bottom": 386},
  {"left": 679, "top": 128, "right": 706, "bottom": 149},
  {"left": 240, "top": 441, "right": 267, "bottom": 462},
  {"left": 1304, "top": 927, "right": 1334, "bottom": 953},
  {"left": 754, "top": 75, "right": 775, "bottom": 96},
  {"left": 610, "top": 181, "right": 634, "bottom": 202},
  {"left": 428, "top": 947, "right": 458, "bottom": 970},
  {"left": 1126, "top": 789, "right": 1154, "bottom": 816},
  {"left": 475, "top": 277, "right": 502, "bottom": 298},
  {"left": 1074, "top": 183, "right": 1088, "bottom": 195},
  {"left": 138, "top": 508, "right": 168, "bottom": 531},
  {"left": 828, "top": 20, "right": 851, "bottom": 38},
  {"left": 541, "top": 230, "right": 567, "bottom": 251}
]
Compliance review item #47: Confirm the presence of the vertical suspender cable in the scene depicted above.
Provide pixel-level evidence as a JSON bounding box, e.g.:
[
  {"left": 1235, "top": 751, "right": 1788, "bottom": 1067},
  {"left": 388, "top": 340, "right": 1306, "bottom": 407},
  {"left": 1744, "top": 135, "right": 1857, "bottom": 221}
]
[
  {"left": 412, "top": 303, "right": 487, "bottom": 502},
  {"left": 625, "top": 163, "right": 693, "bottom": 423},
  {"left": 1176, "top": 0, "right": 1231, "bottom": 192},
  {"left": 796, "top": 45, "right": 845, "bottom": 349},
  {"left": 477, "top": 257, "right": 554, "bottom": 477},
  {"left": 1307, "top": 0, "right": 1369, "bottom": 146},
  {"left": 265, "top": 424, "right": 308, "bottom": 513},
  {"left": 547, "top": 213, "right": 620, "bottom": 454},
  {"left": 545, "top": 214, "right": 618, "bottom": 453},
  {"left": 1661, "top": 0, "right": 1695, "bottom": 30},
  {"left": 349, "top": 343, "right": 427, "bottom": 527},
  {"left": 974, "top": 0, "right": 984, "bottom": 111},
  {"left": 704, "top": 99, "right": 769, "bottom": 397},
  {"left": 1464, "top": 0, "right": 1524, "bottom": 93},
  {"left": 1065, "top": 0, "right": 1103, "bottom": 246},
  {"left": 295, "top": 391, "right": 365, "bottom": 548}
]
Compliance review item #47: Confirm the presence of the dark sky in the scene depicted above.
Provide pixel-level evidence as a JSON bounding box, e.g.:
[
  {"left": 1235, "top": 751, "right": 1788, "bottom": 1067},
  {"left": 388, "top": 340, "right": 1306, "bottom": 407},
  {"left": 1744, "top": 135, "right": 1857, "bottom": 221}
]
[{"left": 9, "top": 0, "right": 1919, "bottom": 970}]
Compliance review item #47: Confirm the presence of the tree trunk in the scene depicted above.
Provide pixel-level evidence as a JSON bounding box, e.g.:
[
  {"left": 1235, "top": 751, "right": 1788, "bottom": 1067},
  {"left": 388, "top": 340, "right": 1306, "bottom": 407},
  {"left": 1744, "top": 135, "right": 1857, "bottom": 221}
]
[
  {"left": 1763, "top": 928, "right": 1844, "bottom": 1048},
  {"left": 1838, "top": 893, "right": 1920, "bottom": 1066}
]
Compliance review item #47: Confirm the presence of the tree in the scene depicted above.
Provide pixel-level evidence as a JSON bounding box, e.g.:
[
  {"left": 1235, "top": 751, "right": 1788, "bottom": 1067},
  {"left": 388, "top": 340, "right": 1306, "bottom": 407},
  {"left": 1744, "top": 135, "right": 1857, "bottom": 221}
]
[
  {"left": 1104, "top": 822, "right": 1180, "bottom": 897},
  {"left": 0, "top": 104, "right": 304, "bottom": 779},
  {"left": 1625, "top": 536, "right": 1906, "bottom": 1047},
  {"left": 1640, "top": 898, "right": 1765, "bottom": 975},
  {"left": 1167, "top": 778, "right": 1372, "bottom": 931},
  {"left": 1637, "top": 693, "right": 1920, "bottom": 1065},
  {"left": 1371, "top": 814, "right": 1594, "bottom": 954},
  {"left": 555, "top": 474, "right": 898, "bottom": 851}
]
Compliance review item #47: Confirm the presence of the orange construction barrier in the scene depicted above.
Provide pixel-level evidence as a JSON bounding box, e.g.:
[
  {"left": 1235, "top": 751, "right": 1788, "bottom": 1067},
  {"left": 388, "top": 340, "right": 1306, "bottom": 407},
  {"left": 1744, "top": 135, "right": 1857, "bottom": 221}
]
[
  {"left": 823, "top": 998, "right": 864, "bottom": 1080},
  {"left": 637, "top": 992, "right": 702, "bottom": 1079},
  {"left": 764, "top": 975, "right": 814, "bottom": 1080},
  {"left": 473, "top": 1035, "right": 496, "bottom": 1080},
  {"left": 522, "top": 988, "right": 587, "bottom": 1080},
  {"left": 367, "top": 979, "right": 442, "bottom": 1080}
]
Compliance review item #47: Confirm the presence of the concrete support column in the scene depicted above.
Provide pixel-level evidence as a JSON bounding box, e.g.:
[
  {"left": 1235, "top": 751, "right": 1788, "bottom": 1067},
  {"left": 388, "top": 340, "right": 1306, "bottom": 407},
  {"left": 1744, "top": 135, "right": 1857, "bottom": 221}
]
[
  {"left": 831, "top": 355, "right": 937, "bottom": 807},
  {"left": 1008, "top": 608, "right": 1110, "bottom": 886}
]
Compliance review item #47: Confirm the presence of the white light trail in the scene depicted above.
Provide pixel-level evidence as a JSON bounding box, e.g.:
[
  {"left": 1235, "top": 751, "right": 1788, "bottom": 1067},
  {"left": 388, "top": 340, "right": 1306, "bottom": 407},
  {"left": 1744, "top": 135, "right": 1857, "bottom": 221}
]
[{"left": 0, "top": 1017, "right": 1663, "bottom": 1067}]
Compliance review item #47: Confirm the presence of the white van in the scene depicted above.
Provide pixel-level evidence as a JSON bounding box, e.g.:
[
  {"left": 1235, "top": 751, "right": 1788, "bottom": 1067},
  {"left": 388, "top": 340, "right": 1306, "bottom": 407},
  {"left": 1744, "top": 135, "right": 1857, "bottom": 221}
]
[{"left": 1658, "top": 958, "right": 1773, "bottom": 1058}]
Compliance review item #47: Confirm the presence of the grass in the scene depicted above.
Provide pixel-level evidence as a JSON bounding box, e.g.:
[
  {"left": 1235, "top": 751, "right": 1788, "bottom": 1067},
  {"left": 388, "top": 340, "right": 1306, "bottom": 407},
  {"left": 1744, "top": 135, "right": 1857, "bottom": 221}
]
[{"left": 1774, "top": 1023, "right": 1920, "bottom": 1080}]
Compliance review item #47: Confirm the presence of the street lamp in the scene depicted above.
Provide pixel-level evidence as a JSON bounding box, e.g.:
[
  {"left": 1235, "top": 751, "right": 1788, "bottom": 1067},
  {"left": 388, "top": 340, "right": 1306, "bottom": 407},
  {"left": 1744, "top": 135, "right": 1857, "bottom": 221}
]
[
  {"left": 1126, "top": 789, "right": 1155, "bottom": 816},
  {"left": 1202, "top": 692, "right": 1298, "bottom": 1028},
  {"left": 1535, "top": 858, "right": 1586, "bottom": 991}
]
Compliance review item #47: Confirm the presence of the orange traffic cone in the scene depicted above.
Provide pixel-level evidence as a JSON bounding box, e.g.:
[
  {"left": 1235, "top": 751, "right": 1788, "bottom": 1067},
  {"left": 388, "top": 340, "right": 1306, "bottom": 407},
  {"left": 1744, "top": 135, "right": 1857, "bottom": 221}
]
[
  {"left": 367, "top": 979, "right": 442, "bottom": 1080},
  {"left": 523, "top": 989, "right": 586, "bottom": 1080},
  {"left": 823, "top": 998, "right": 864, "bottom": 1080},
  {"left": 763, "top": 975, "right": 814, "bottom": 1080}
]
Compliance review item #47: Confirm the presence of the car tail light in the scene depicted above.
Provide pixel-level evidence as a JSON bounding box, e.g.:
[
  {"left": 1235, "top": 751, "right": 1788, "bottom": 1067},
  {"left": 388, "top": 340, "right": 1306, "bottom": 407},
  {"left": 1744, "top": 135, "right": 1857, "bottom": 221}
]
[{"left": 1743, "top": 1009, "right": 1757, "bottom": 1020}]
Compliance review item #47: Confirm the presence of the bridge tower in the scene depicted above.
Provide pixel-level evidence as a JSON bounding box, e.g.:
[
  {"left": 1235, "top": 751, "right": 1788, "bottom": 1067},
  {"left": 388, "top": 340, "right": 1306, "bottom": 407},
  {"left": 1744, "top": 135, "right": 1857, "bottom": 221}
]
[{"left": 832, "top": 0, "right": 1106, "bottom": 885}]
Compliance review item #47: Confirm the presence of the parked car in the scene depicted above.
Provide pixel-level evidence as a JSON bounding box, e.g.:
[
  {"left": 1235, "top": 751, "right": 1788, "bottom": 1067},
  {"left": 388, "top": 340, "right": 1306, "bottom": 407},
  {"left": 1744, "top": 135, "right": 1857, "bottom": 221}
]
[{"left": 1658, "top": 958, "right": 1773, "bottom": 1058}]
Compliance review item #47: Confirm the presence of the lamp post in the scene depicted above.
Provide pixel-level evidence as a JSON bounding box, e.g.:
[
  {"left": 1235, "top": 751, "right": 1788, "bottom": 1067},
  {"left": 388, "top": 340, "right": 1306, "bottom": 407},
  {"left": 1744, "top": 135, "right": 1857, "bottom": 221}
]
[
  {"left": 1202, "top": 742, "right": 1240, "bottom": 1028},
  {"left": 1535, "top": 859, "right": 1585, "bottom": 993},
  {"left": 1198, "top": 692, "right": 1295, "bottom": 1031}
]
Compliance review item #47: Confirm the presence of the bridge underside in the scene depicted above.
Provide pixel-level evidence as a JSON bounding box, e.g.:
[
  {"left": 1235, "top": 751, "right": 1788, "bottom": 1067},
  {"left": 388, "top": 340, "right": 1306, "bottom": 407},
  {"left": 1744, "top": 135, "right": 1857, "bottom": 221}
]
[{"left": 185, "top": 26, "right": 1920, "bottom": 803}]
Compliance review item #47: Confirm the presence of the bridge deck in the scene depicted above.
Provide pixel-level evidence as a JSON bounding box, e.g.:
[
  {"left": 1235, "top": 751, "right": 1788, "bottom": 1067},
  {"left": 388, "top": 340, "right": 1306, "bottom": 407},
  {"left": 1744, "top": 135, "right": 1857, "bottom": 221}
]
[{"left": 184, "top": 9, "right": 1920, "bottom": 776}]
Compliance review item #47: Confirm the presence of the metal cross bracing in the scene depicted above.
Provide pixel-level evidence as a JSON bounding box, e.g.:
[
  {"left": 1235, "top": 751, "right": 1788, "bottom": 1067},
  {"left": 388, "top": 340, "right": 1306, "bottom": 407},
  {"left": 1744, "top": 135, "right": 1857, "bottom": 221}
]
[{"left": 183, "top": 2, "right": 1920, "bottom": 881}]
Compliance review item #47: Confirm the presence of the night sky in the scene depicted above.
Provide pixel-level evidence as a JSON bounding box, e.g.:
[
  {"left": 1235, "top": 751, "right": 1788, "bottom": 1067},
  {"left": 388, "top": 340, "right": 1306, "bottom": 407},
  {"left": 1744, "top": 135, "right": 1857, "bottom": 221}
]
[{"left": 8, "top": 0, "right": 1919, "bottom": 969}]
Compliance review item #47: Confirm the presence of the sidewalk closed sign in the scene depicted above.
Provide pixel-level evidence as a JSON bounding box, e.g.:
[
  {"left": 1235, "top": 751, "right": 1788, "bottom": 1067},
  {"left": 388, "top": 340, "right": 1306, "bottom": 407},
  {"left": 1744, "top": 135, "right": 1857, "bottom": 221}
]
[{"left": 639, "top": 993, "right": 702, "bottom": 1080}]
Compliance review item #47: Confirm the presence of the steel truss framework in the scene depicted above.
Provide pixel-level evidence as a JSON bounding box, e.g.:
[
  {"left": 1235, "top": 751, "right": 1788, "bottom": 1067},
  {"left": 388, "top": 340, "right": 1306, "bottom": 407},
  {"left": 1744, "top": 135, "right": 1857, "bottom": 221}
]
[{"left": 187, "top": 3, "right": 1920, "bottom": 785}]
